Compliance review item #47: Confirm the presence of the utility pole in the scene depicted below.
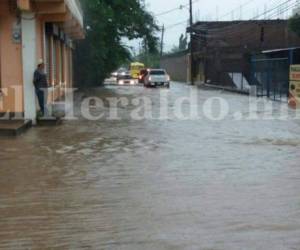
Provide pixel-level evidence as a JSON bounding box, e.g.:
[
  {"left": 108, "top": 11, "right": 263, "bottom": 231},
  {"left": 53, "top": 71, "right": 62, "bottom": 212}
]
[
  {"left": 189, "top": 0, "right": 194, "bottom": 85},
  {"left": 160, "top": 24, "right": 165, "bottom": 57}
]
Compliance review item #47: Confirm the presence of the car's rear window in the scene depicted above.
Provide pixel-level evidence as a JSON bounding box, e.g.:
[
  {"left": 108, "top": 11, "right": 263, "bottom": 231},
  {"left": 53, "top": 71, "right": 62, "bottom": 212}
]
[{"left": 150, "top": 70, "right": 165, "bottom": 75}]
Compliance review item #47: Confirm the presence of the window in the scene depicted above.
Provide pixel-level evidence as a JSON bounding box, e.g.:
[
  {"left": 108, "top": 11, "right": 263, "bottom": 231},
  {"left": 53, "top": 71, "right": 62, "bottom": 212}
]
[{"left": 150, "top": 70, "right": 166, "bottom": 75}]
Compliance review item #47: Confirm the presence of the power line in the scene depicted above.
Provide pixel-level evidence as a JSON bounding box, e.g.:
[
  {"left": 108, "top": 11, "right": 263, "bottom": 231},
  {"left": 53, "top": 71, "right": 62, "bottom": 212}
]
[
  {"left": 162, "top": 0, "right": 256, "bottom": 30},
  {"left": 155, "top": 0, "right": 200, "bottom": 17},
  {"left": 191, "top": 0, "right": 297, "bottom": 41},
  {"left": 193, "top": 0, "right": 293, "bottom": 34},
  {"left": 163, "top": 0, "right": 286, "bottom": 31},
  {"left": 165, "top": 19, "right": 189, "bottom": 30},
  {"left": 163, "top": 0, "right": 296, "bottom": 51},
  {"left": 218, "top": 0, "right": 257, "bottom": 20},
  {"left": 155, "top": 6, "right": 183, "bottom": 17},
  {"left": 192, "top": 3, "right": 295, "bottom": 40}
]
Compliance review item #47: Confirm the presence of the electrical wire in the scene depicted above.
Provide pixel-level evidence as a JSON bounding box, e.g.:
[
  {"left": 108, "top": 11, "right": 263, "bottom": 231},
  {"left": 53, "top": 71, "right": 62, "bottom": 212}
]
[
  {"left": 165, "top": 19, "right": 189, "bottom": 30},
  {"left": 191, "top": 0, "right": 298, "bottom": 43},
  {"left": 163, "top": 0, "right": 292, "bottom": 31},
  {"left": 193, "top": 0, "right": 293, "bottom": 34},
  {"left": 162, "top": 0, "right": 297, "bottom": 50},
  {"left": 155, "top": 0, "right": 200, "bottom": 17},
  {"left": 204, "top": 0, "right": 297, "bottom": 39},
  {"left": 218, "top": 0, "right": 257, "bottom": 20}
]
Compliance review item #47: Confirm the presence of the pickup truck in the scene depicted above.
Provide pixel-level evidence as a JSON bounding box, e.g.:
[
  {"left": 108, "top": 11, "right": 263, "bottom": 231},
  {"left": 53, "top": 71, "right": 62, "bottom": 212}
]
[{"left": 144, "top": 69, "right": 170, "bottom": 88}]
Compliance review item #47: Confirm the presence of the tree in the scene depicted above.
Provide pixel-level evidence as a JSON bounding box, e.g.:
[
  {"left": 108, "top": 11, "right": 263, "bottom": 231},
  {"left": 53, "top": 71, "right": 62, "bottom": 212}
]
[
  {"left": 74, "top": 0, "right": 159, "bottom": 87},
  {"left": 170, "top": 45, "right": 181, "bottom": 53},
  {"left": 289, "top": 14, "right": 300, "bottom": 37},
  {"left": 179, "top": 34, "right": 187, "bottom": 50},
  {"left": 164, "top": 34, "right": 188, "bottom": 56},
  {"left": 133, "top": 38, "right": 161, "bottom": 68}
]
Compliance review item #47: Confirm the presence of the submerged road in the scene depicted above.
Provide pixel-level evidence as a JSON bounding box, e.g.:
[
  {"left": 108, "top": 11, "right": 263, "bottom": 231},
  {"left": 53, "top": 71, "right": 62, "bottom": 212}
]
[{"left": 1, "top": 82, "right": 300, "bottom": 249}]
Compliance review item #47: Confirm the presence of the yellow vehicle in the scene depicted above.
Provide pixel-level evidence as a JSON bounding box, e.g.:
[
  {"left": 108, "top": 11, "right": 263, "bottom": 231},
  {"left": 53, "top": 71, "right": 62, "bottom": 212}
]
[{"left": 130, "top": 62, "right": 145, "bottom": 79}]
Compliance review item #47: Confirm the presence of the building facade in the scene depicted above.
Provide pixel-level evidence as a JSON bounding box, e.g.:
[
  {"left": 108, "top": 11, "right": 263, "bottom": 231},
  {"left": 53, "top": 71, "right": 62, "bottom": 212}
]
[
  {"left": 0, "top": 0, "right": 84, "bottom": 121},
  {"left": 189, "top": 20, "right": 300, "bottom": 88},
  {"left": 160, "top": 50, "right": 189, "bottom": 82}
]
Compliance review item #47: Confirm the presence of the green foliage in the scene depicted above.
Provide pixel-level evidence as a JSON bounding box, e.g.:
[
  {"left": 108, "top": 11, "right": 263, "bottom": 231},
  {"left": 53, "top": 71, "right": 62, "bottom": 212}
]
[
  {"left": 137, "top": 51, "right": 160, "bottom": 68},
  {"left": 74, "top": 0, "right": 159, "bottom": 87},
  {"left": 170, "top": 45, "right": 181, "bottom": 53},
  {"left": 289, "top": 14, "right": 300, "bottom": 37},
  {"left": 179, "top": 34, "right": 187, "bottom": 50},
  {"left": 134, "top": 38, "right": 161, "bottom": 68},
  {"left": 160, "top": 34, "right": 187, "bottom": 57}
]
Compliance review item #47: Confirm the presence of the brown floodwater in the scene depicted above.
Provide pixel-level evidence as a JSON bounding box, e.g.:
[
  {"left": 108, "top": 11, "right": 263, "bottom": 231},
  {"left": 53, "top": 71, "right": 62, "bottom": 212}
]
[{"left": 1, "top": 83, "right": 300, "bottom": 250}]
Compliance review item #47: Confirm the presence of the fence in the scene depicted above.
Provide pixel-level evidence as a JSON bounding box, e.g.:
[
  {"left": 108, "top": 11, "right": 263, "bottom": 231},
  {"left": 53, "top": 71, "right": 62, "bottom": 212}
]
[{"left": 251, "top": 58, "right": 290, "bottom": 102}]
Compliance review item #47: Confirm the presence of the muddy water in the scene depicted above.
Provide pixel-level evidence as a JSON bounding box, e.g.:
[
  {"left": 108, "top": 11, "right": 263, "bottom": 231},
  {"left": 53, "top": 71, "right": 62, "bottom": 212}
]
[{"left": 1, "top": 83, "right": 300, "bottom": 250}]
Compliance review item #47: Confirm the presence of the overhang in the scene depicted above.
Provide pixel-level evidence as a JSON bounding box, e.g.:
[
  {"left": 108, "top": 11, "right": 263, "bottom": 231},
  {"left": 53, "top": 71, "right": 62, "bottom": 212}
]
[
  {"left": 262, "top": 47, "right": 300, "bottom": 54},
  {"left": 17, "top": 0, "right": 85, "bottom": 40}
]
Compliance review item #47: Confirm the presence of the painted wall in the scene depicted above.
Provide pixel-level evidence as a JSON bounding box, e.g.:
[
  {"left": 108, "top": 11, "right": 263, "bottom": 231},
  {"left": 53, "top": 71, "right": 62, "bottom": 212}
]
[
  {"left": 0, "top": 0, "right": 78, "bottom": 116},
  {"left": 21, "top": 11, "right": 37, "bottom": 121},
  {"left": 0, "top": 0, "right": 23, "bottom": 114},
  {"left": 160, "top": 51, "right": 188, "bottom": 82},
  {"left": 36, "top": 17, "right": 44, "bottom": 62}
]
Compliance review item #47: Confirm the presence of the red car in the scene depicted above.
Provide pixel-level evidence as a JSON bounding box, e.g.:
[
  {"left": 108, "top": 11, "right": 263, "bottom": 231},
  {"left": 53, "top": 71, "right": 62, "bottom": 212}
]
[{"left": 138, "top": 69, "right": 148, "bottom": 84}]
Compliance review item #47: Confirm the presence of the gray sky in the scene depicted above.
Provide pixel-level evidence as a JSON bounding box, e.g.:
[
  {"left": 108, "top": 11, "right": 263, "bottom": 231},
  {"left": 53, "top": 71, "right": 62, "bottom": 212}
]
[{"left": 127, "top": 0, "right": 298, "bottom": 53}]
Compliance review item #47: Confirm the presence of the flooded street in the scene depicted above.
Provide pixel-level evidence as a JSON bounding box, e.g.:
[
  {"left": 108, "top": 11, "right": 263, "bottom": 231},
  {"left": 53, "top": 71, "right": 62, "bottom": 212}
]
[{"left": 1, "top": 82, "right": 300, "bottom": 249}]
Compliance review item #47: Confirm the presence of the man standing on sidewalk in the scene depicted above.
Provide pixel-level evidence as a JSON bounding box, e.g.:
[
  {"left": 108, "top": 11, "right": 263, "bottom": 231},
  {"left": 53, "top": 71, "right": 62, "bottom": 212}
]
[{"left": 33, "top": 59, "right": 49, "bottom": 116}]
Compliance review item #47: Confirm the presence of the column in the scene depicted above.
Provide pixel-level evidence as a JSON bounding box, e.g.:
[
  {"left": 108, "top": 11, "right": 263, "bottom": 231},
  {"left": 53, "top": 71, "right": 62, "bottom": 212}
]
[{"left": 21, "top": 12, "right": 37, "bottom": 122}]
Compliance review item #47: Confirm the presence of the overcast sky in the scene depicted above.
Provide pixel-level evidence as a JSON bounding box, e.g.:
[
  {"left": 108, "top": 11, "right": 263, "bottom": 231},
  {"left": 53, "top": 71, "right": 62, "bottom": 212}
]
[{"left": 127, "top": 0, "right": 298, "bottom": 53}]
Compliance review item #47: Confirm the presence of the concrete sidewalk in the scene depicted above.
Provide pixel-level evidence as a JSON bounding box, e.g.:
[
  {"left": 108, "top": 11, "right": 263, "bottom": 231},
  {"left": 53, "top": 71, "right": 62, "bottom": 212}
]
[{"left": 0, "top": 120, "right": 32, "bottom": 136}]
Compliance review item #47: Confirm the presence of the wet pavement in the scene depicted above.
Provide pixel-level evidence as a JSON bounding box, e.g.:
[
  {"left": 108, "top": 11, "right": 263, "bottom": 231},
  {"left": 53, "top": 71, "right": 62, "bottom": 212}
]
[{"left": 1, "top": 82, "right": 300, "bottom": 249}]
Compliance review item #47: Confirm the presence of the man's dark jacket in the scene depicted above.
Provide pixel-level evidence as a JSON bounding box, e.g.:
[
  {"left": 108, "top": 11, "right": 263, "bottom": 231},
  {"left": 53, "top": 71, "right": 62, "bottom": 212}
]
[{"left": 33, "top": 69, "right": 48, "bottom": 89}]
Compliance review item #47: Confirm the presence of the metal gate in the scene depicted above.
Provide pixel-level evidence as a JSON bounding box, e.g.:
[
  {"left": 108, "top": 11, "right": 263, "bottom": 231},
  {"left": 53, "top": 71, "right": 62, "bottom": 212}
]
[{"left": 251, "top": 58, "right": 290, "bottom": 102}]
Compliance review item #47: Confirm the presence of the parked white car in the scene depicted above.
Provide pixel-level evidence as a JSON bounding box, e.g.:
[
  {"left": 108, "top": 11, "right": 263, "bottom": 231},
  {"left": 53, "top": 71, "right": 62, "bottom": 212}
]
[{"left": 144, "top": 69, "right": 170, "bottom": 88}]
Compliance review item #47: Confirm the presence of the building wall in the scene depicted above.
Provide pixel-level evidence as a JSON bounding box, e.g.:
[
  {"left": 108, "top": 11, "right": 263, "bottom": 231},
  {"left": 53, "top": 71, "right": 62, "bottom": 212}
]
[
  {"left": 0, "top": 0, "right": 23, "bottom": 114},
  {"left": 36, "top": 17, "right": 44, "bottom": 63},
  {"left": 160, "top": 51, "right": 188, "bottom": 82},
  {"left": 43, "top": 27, "right": 74, "bottom": 103},
  {"left": 192, "top": 20, "right": 300, "bottom": 87},
  {"left": 0, "top": 0, "right": 80, "bottom": 117},
  {"left": 193, "top": 20, "right": 300, "bottom": 52}
]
